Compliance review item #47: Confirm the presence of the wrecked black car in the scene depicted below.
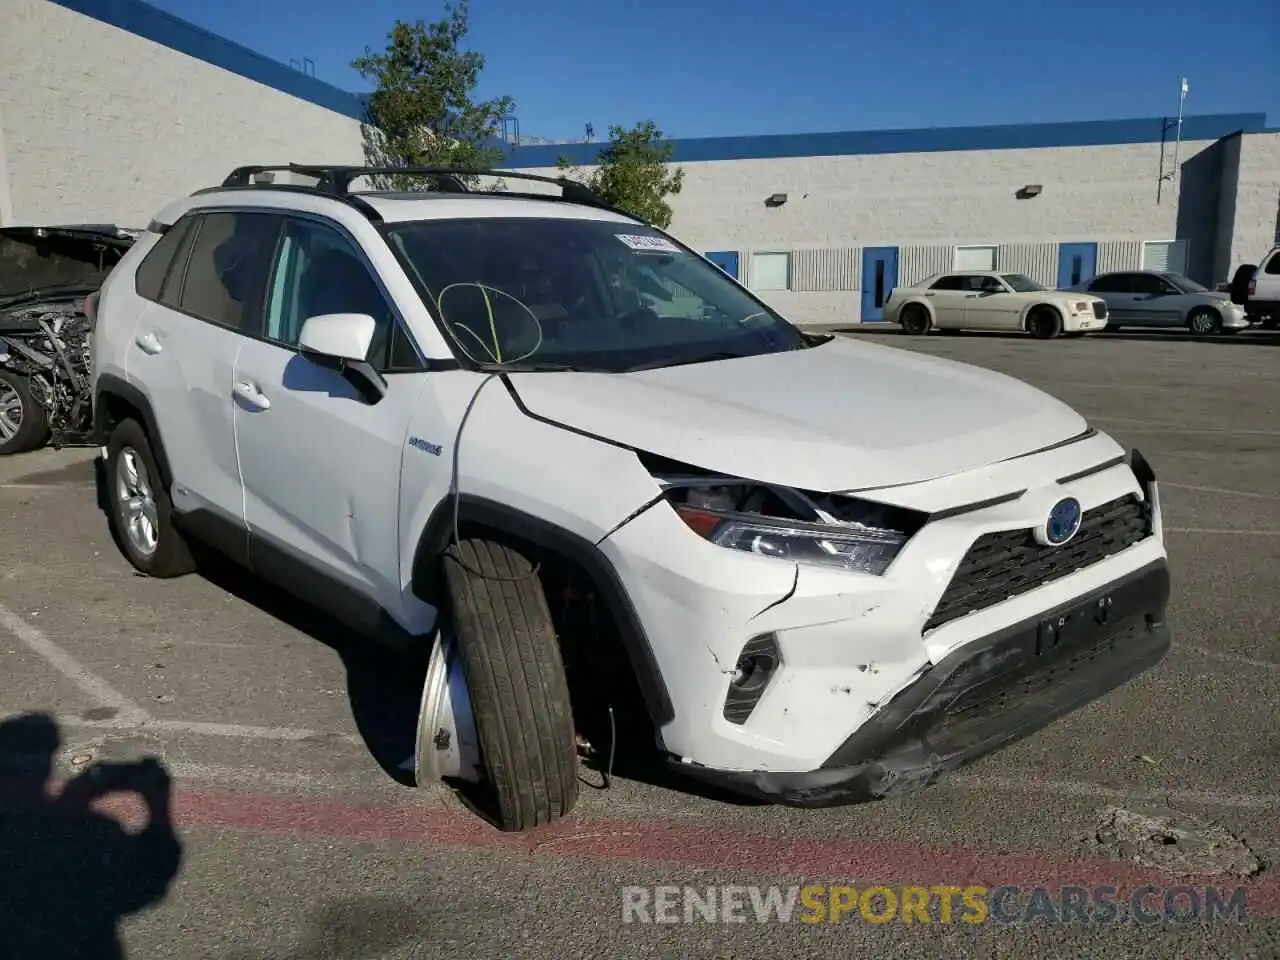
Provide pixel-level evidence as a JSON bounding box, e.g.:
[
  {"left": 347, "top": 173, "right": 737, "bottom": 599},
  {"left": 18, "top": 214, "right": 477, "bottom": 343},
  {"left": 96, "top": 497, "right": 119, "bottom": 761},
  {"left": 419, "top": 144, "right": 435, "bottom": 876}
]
[{"left": 0, "top": 224, "right": 137, "bottom": 454}]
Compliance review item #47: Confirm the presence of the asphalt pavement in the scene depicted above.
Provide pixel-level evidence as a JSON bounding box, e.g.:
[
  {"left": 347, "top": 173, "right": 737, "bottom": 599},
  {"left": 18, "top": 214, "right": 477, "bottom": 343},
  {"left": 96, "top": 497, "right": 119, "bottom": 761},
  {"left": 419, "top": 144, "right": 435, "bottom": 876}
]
[{"left": 1, "top": 327, "right": 1278, "bottom": 958}]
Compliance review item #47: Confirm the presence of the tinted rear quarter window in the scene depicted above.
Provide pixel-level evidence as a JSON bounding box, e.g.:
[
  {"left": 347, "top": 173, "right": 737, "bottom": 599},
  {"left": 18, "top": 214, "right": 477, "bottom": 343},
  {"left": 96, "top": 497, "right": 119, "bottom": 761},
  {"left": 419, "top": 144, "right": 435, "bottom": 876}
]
[
  {"left": 134, "top": 218, "right": 194, "bottom": 302},
  {"left": 179, "top": 212, "right": 283, "bottom": 333},
  {"left": 930, "top": 275, "right": 964, "bottom": 290}
]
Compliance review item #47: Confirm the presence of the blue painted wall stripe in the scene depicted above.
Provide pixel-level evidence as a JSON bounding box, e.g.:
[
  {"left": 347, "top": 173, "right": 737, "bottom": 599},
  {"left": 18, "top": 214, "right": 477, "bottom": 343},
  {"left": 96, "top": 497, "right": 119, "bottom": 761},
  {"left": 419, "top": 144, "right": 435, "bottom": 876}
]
[
  {"left": 496, "top": 112, "right": 1269, "bottom": 168},
  {"left": 47, "top": 0, "right": 367, "bottom": 120}
]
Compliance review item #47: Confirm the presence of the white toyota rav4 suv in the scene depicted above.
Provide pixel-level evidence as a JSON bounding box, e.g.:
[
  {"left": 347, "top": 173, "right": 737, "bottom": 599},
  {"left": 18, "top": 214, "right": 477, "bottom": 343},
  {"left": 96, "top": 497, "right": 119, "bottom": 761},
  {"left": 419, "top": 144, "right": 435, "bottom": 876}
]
[{"left": 89, "top": 165, "right": 1172, "bottom": 831}]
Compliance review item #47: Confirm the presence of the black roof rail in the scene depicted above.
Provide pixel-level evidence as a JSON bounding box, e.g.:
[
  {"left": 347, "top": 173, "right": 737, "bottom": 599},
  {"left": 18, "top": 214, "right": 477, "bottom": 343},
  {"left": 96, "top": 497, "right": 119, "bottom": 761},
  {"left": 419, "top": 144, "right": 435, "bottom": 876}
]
[{"left": 215, "top": 163, "right": 618, "bottom": 212}]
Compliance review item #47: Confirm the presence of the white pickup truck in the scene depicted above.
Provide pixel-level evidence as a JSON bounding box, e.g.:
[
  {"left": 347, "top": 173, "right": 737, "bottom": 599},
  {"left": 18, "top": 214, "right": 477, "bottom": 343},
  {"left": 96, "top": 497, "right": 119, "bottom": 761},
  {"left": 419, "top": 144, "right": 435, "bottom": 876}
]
[{"left": 1243, "top": 245, "right": 1280, "bottom": 328}]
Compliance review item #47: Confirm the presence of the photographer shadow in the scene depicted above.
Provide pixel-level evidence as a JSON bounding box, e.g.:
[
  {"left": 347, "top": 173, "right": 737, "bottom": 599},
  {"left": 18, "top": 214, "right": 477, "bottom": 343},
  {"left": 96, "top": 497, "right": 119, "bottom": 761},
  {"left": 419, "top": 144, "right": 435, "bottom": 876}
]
[{"left": 0, "top": 712, "right": 182, "bottom": 960}]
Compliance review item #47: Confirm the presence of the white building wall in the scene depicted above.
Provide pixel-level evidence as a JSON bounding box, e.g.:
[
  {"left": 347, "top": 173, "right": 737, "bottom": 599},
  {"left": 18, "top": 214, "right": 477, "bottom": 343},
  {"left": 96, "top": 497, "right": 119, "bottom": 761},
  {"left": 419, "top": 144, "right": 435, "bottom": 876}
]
[
  {"left": 0, "top": 0, "right": 365, "bottom": 227},
  {"left": 1228, "top": 131, "right": 1280, "bottom": 268},
  {"left": 513, "top": 133, "right": 1266, "bottom": 324}
]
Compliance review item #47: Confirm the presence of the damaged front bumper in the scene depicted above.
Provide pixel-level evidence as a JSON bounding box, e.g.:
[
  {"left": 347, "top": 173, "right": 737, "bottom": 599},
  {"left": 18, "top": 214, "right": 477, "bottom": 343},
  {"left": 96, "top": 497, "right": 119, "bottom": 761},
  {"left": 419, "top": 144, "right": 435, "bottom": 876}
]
[{"left": 675, "top": 558, "right": 1171, "bottom": 806}]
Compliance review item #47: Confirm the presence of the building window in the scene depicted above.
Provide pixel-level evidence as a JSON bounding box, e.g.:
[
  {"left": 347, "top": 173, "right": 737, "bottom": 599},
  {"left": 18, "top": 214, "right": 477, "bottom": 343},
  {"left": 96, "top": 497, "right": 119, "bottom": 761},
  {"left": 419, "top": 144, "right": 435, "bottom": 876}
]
[
  {"left": 750, "top": 251, "right": 791, "bottom": 291},
  {"left": 1141, "top": 240, "right": 1188, "bottom": 274},
  {"left": 954, "top": 245, "right": 997, "bottom": 271}
]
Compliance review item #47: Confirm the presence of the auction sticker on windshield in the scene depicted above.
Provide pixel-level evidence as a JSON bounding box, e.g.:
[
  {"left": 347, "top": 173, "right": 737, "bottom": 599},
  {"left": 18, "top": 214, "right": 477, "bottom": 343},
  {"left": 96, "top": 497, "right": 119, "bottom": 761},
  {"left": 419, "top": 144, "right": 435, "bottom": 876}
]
[{"left": 616, "top": 234, "right": 680, "bottom": 253}]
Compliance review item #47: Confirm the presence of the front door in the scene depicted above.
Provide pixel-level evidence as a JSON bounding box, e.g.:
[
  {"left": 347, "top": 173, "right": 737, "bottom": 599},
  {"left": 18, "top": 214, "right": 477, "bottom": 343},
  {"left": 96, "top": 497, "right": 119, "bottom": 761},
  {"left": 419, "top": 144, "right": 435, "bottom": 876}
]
[
  {"left": 861, "top": 247, "right": 898, "bottom": 321},
  {"left": 1057, "top": 242, "right": 1098, "bottom": 289},
  {"left": 232, "top": 213, "right": 427, "bottom": 629}
]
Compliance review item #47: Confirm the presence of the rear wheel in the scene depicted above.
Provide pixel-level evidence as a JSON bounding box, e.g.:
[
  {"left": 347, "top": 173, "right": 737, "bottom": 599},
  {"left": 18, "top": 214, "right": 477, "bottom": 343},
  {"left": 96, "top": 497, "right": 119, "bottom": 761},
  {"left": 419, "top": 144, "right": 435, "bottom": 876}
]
[
  {"left": 105, "top": 418, "right": 197, "bottom": 578},
  {"left": 899, "top": 303, "right": 931, "bottom": 335},
  {"left": 0, "top": 370, "right": 50, "bottom": 455},
  {"left": 1026, "top": 306, "right": 1062, "bottom": 340},
  {"left": 442, "top": 537, "right": 579, "bottom": 831},
  {"left": 1187, "top": 307, "right": 1221, "bottom": 335}
]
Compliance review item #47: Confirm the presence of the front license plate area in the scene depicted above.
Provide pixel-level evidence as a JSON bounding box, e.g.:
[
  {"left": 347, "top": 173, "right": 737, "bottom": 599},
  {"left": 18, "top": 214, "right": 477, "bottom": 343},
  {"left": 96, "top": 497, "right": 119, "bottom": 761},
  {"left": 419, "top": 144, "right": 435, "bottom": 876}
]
[{"left": 1035, "top": 594, "right": 1115, "bottom": 657}]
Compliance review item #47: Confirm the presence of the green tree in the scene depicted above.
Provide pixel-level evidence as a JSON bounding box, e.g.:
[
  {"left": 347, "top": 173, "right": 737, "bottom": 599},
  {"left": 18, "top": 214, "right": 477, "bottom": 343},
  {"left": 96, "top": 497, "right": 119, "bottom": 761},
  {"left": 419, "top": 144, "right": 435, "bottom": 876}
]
[
  {"left": 351, "top": 1, "right": 514, "bottom": 190},
  {"left": 557, "top": 120, "right": 684, "bottom": 228}
]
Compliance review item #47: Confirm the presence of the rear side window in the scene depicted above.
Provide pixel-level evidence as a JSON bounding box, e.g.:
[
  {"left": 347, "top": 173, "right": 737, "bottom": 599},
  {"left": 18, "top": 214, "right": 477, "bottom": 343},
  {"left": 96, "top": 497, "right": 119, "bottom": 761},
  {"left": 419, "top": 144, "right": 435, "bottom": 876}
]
[
  {"left": 179, "top": 212, "right": 283, "bottom": 333},
  {"left": 134, "top": 218, "right": 195, "bottom": 302},
  {"left": 930, "top": 275, "right": 965, "bottom": 290},
  {"left": 1089, "top": 274, "right": 1130, "bottom": 293},
  {"left": 1264, "top": 252, "right": 1280, "bottom": 275}
]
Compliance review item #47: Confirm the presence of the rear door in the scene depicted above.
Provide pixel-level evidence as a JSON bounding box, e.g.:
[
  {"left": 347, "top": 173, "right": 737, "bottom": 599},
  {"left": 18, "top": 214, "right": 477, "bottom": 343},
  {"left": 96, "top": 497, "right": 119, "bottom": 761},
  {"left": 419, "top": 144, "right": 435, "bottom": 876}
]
[
  {"left": 923, "top": 275, "right": 969, "bottom": 328},
  {"left": 127, "top": 209, "right": 283, "bottom": 526},
  {"left": 1088, "top": 273, "right": 1136, "bottom": 320}
]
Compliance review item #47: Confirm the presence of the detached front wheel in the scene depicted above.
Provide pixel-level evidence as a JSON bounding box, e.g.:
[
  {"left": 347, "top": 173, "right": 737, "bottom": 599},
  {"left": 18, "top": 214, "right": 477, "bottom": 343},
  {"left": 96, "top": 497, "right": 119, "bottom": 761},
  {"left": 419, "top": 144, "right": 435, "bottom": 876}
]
[{"left": 441, "top": 537, "right": 579, "bottom": 831}]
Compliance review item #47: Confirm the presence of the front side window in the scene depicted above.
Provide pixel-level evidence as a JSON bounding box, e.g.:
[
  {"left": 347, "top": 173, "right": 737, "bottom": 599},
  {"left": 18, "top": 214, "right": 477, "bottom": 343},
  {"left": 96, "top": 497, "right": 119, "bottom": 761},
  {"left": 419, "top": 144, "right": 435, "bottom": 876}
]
[
  {"left": 1133, "top": 273, "right": 1176, "bottom": 295},
  {"left": 1000, "top": 274, "right": 1045, "bottom": 293},
  {"left": 382, "top": 218, "right": 807, "bottom": 371},
  {"left": 264, "top": 217, "right": 407, "bottom": 369}
]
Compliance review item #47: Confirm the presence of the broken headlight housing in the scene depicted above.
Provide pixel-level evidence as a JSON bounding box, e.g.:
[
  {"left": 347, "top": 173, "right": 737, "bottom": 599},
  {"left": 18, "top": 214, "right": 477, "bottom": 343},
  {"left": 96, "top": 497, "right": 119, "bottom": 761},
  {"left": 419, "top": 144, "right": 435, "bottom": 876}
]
[{"left": 641, "top": 454, "right": 926, "bottom": 576}]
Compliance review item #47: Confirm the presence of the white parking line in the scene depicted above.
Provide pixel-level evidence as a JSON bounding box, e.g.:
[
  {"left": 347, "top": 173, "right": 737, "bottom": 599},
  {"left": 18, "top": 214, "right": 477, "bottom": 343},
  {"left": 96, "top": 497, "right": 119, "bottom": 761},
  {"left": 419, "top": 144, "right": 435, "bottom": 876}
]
[
  {"left": 947, "top": 775, "right": 1279, "bottom": 811},
  {"left": 0, "top": 601, "right": 149, "bottom": 723},
  {"left": 1162, "top": 481, "right": 1280, "bottom": 502},
  {"left": 1165, "top": 527, "right": 1280, "bottom": 537},
  {"left": 1092, "top": 417, "right": 1280, "bottom": 437},
  {"left": 58, "top": 714, "right": 364, "bottom": 745},
  {"left": 1180, "top": 647, "right": 1280, "bottom": 672}
]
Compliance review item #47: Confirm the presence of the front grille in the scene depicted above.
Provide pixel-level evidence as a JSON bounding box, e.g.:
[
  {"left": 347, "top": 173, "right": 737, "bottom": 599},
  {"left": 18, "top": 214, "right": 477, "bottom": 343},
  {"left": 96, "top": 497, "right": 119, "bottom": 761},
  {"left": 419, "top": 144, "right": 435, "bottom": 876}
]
[
  {"left": 1091, "top": 301, "right": 1108, "bottom": 320},
  {"left": 924, "top": 495, "right": 1152, "bottom": 632}
]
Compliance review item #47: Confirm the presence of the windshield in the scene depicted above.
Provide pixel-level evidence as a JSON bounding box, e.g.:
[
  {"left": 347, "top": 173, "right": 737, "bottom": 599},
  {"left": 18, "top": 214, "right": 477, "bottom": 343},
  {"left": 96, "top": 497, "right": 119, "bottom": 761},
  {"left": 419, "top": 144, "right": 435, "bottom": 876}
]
[
  {"left": 1000, "top": 273, "right": 1046, "bottom": 292},
  {"left": 382, "top": 217, "right": 808, "bottom": 371},
  {"left": 1165, "top": 273, "right": 1208, "bottom": 293}
]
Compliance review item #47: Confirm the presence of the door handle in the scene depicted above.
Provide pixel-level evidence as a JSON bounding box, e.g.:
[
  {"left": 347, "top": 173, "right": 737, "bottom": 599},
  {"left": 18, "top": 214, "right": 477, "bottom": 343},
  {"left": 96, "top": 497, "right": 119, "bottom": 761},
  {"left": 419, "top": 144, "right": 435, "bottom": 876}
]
[
  {"left": 134, "top": 332, "right": 162, "bottom": 355},
  {"left": 233, "top": 380, "right": 271, "bottom": 411}
]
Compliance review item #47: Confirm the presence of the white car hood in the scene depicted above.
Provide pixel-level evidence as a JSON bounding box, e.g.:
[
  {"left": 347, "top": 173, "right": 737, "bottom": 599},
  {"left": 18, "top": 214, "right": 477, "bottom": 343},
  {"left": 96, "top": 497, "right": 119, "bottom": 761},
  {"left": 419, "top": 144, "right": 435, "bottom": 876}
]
[{"left": 508, "top": 337, "right": 1089, "bottom": 492}]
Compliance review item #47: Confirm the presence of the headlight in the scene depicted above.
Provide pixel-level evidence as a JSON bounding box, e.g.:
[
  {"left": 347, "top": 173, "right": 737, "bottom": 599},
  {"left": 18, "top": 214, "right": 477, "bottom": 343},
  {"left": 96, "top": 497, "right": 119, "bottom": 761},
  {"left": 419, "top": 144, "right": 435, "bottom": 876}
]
[
  {"left": 636, "top": 454, "right": 924, "bottom": 576},
  {"left": 675, "top": 504, "right": 907, "bottom": 575},
  {"left": 1073, "top": 301, "right": 1091, "bottom": 313}
]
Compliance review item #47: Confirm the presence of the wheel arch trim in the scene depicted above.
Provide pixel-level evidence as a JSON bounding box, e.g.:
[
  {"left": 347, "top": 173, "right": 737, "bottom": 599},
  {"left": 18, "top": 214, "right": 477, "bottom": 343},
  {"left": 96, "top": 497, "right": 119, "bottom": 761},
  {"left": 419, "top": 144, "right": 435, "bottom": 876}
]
[
  {"left": 93, "top": 374, "right": 173, "bottom": 489},
  {"left": 410, "top": 493, "right": 677, "bottom": 729}
]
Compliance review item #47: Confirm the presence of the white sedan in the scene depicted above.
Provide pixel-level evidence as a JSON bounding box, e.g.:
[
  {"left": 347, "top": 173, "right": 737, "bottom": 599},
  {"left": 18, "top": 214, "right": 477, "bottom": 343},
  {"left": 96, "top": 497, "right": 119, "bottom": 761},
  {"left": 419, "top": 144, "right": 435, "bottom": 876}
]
[{"left": 884, "top": 271, "right": 1110, "bottom": 339}]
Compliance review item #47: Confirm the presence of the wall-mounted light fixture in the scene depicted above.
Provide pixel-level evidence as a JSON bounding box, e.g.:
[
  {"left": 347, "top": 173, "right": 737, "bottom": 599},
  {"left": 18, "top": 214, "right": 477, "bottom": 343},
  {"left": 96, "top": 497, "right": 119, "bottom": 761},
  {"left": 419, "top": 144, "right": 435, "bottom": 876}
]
[
  {"left": 253, "top": 171, "right": 277, "bottom": 184},
  {"left": 764, "top": 193, "right": 788, "bottom": 208},
  {"left": 1015, "top": 183, "right": 1043, "bottom": 199}
]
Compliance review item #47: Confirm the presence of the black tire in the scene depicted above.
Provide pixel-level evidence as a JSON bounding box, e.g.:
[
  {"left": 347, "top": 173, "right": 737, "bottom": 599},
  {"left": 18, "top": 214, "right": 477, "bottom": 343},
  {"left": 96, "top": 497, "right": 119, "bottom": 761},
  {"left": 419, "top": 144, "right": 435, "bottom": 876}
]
[
  {"left": 899, "top": 303, "right": 931, "bottom": 335},
  {"left": 105, "top": 418, "right": 197, "bottom": 578},
  {"left": 443, "top": 538, "right": 579, "bottom": 831},
  {"left": 0, "top": 370, "right": 51, "bottom": 455},
  {"left": 1187, "top": 307, "right": 1221, "bottom": 335},
  {"left": 1026, "top": 306, "right": 1062, "bottom": 340}
]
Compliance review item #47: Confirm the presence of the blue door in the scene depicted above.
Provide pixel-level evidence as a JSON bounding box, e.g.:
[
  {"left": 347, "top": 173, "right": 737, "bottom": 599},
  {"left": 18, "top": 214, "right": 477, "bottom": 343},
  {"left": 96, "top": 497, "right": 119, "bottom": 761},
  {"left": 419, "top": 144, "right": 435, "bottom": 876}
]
[
  {"left": 704, "top": 251, "right": 739, "bottom": 279},
  {"left": 860, "top": 247, "right": 899, "bottom": 321},
  {"left": 1057, "top": 242, "right": 1098, "bottom": 289}
]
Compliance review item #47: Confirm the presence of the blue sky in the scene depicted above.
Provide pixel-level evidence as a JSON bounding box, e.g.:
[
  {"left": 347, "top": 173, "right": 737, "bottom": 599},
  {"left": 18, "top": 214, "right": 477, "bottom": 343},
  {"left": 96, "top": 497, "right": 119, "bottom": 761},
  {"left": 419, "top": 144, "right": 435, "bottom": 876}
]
[{"left": 147, "top": 0, "right": 1278, "bottom": 141}]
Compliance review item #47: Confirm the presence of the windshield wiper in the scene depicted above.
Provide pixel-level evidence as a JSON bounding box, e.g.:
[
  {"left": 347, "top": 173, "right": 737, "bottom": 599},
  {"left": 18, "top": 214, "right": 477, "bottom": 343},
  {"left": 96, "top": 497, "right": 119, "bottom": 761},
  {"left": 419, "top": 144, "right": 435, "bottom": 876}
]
[{"left": 621, "top": 351, "right": 751, "bottom": 373}]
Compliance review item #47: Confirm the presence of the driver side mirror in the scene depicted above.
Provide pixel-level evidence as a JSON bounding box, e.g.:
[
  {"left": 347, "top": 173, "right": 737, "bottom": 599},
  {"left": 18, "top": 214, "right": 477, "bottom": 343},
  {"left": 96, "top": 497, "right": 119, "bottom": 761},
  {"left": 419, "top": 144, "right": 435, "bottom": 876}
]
[{"left": 298, "top": 312, "right": 387, "bottom": 404}]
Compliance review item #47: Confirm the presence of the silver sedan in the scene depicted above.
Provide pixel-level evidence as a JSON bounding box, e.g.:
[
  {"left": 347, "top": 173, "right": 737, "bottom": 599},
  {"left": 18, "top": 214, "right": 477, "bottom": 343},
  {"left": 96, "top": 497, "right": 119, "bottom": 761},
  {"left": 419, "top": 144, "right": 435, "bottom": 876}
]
[{"left": 1065, "top": 270, "right": 1251, "bottom": 333}]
